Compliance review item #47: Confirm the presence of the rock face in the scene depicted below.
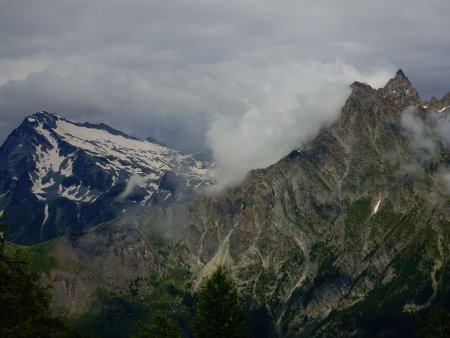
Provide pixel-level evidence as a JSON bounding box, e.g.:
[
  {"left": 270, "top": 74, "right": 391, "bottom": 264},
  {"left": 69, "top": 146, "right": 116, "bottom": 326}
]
[
  {"left": 27, "top": 71, "right": 450, "bottom": 337},
  {"left": 174, "top": 71, "right": 449, "bottom": 336},
  {"left": 0, "top": 112, "right": 214, "bottom": 244}
]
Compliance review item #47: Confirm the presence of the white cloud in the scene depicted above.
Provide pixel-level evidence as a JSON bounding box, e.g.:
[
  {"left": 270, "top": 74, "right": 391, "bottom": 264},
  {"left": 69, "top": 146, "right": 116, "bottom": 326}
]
[
  {"left": 118, "top": 175, "right": 148, "bottom": 200},
  {"left": 401, "top": 107, "right": 437, "bottom": 161},
  {"left": 205, "top": 59, "right": 392, "bottom": 187},
  {"left": 438, "top": 170, "right": 450, "bottom": 194},
  {"left": 433, "top": 110, "right": 450, "bottom": 147},
  {"left": 400, "top": 106, "right": 450, "bottom": 200}
]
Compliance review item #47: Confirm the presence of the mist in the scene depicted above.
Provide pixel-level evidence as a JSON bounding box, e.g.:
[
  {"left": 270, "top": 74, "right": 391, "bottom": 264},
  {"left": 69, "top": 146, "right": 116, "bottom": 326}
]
[
  {"left": 401, "top": 107, "right": 437, "bottom": 161},
  {"left": 400, "top": 106, "right": 450, "bottom": 198}
]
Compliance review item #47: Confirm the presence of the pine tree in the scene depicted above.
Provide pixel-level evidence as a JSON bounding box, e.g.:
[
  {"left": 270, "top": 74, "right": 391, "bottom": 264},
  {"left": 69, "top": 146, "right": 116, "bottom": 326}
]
[
  {"left": 130, "top": 313, "right": 181, "bottom": 338},
  {"left": 192, "top": 265, "right": 247, "bottom": 338},
  {"left": 417, "top": 304, "right": 450, "bottom": 338},
  {"left": 0, "top": 215, "right": 75, "bottom": 337}
]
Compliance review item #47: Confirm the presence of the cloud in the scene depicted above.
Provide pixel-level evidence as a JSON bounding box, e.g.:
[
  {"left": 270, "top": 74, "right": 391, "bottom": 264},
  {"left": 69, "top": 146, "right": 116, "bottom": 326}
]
[
  {"left": 206, "top": 59, "right": 391, "bottom": 187},
  {"left": 400, "top": 106, "right": 450, "bottom": 201},
  {"left": 433, "top": 110, "right": 450, "bottom": 147},
  {"left": 400, "top": 105, "right": 449, "bottom": 154},
  {"left": 398, "top": 162, "right": 425, "bottom": 179},
  {"left": 400, "top": 107, "right": 437, "bottom": 161},
  {"left": 1, "top": 0, "right": 450, "bottom": 187},
  {"left": 427, "top": 167, "right": 450, "bottom": 206},
  {"left": 437, "top": 169, "right": 450, "bottom": 194},
  {"left": 400, "top": 106, "right": 450, "bottom": 160},
  {"left": 117, "top": 174, "right": 148, "bottom": 200}
]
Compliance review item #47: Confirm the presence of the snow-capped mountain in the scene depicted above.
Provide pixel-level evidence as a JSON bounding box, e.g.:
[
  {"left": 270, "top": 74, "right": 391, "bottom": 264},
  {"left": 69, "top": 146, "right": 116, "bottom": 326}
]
[{"left": 0, "top": 111, "right": 214, "bottom": 244}]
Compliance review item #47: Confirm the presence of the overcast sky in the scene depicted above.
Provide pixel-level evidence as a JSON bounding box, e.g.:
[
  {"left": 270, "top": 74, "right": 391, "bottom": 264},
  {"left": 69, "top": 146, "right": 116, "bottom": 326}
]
[{"left": 1, "top": 0, "right": 450, "bottom": 186}]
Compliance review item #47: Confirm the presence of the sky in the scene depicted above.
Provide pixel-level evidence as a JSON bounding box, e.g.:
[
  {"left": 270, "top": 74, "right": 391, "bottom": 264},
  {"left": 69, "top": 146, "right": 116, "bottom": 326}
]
[{"left": 1, "top": 0, "right": 450, "bottom": 186}]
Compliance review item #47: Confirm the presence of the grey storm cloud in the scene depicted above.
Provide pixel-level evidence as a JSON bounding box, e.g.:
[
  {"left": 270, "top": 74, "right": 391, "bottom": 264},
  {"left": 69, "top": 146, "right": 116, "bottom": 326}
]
[{"left": 1, "top": 0, "right": 450, "bottom": 186}]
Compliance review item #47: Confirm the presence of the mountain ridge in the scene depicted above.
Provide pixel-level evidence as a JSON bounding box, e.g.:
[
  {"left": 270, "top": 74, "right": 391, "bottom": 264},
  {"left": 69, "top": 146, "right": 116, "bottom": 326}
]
[
  {"left": 0, "top": 111, "right": 214, "bottom": 244},
  {"left": 4, "top": 70, "right": 450, "bottom": 337}
]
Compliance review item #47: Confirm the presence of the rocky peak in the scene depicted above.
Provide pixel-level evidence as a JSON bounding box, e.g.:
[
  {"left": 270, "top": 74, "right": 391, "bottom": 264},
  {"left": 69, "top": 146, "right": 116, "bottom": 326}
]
[
  {"left": 395, "top": 68, "right": 406, "bottom": 78},
  {"left": 333, "top": 69, "right": 425, "bottom": 165},
  {"left": 441, "top": 92, "right": 450, "bottom": 109},
  {"left": 379, "top": 69, "right": 421, "bottom": 110},
  {"left": 27, "top": 111, "right": 60, "bottom": 126},
  {"left": 350, "top": 81, "right": 374, "bottom": 91},
  {"left": 442, "top": 91, "right": 450, "bottom": 103},
  {"left": 424, "top": 92, "right": 450, "bottom": 112}
]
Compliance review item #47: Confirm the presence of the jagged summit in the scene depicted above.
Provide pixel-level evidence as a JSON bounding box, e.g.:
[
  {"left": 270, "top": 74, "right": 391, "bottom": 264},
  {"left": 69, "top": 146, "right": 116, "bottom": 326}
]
[
  {"left": 395, "top": 68, "right": 406, "bottom": 78},
  {"left": 424, "top": 91, "right": 450, "bottom": 112},
  {"left": 350, "top": 69, "right": 418, "bottom": 103},
  {"left": 383, "top": 69, "right": 414, "bottom": 92},
  {"left": 380, "top": 69, "right": 421, "bottom": 109},
  {"left": 342, "top": 70, "right": 422, "bottom": 132},
  {"left": 350, "top": 80, "right": 374, "bottom": 91},
  {"left": 348, "top": 69, "right": 421, "bottom": 113}
]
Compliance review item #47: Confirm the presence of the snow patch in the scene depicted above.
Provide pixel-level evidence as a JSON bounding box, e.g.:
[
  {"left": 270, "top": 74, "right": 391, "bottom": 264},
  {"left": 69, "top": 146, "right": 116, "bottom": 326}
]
[
  {"left": 30, "top": 121, "right": 66, "bottom": 199},
  {"left": 140, "top": 192, "right": 154, "bottom": 206},
  {"left": 438, "top": 106, "right": 449, "bottom": 113},
  {"left": 53, "top": 118, "right": 212, "bottom": 183},
  {"left": 54, "top": 119, "right": 170, "bottom": 172},
  {"left": 162, "top": 192, "right": 172, "bottom": 202},
  {"left": 42, "top": 204, "right": 49, "bottom": 225},
  {"left": 58, "top": 184, "right": 99, "bottom": 203},
  {"left": 60, "top": 156, "right": 74, "bottom": 177},
  {"left": 40, "top": 204, "right": 49, "bottom": 241},
  {"left": 373, "top": 199, "right": 381, "bottom": 214},
  {"left": 34, "top": 124, "right": 65, "bottom": 172}
]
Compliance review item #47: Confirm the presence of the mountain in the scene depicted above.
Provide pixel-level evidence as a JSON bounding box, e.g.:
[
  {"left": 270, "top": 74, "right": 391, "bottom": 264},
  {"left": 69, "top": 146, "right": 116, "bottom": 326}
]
[
  {"left": 25, "top": 71, "right": 450, "bottom": 337},
  {"left": 0, "top": 112, "right": 214, "bottom": 244}
]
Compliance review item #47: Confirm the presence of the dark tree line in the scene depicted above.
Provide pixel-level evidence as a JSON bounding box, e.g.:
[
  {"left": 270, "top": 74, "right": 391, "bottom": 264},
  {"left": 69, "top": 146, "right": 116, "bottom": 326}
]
[
  {"left": 0, "top": 216, "right": 82, "bottom": 337},
  {"left": 130, "top": 265, "right": 247, "bottom": 338},
  {"left": 417, "top": 305, "right": 450, "bottom": 338}
]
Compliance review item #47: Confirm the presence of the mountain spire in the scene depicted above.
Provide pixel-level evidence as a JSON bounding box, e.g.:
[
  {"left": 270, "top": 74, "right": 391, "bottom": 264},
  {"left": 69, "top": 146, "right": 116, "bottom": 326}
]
[
  {"left": 379, "top": 69, "right": 421, "bottom": 109},
  {"left": 396, "top": 69, "right": 406, "bottom": 78}
]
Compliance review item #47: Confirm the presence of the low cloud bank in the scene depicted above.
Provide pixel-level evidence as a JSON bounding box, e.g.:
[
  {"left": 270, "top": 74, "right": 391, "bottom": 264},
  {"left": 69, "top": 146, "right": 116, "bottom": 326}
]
[{"left": 0, "top": 55, "right": 393, "bottom": 190}]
